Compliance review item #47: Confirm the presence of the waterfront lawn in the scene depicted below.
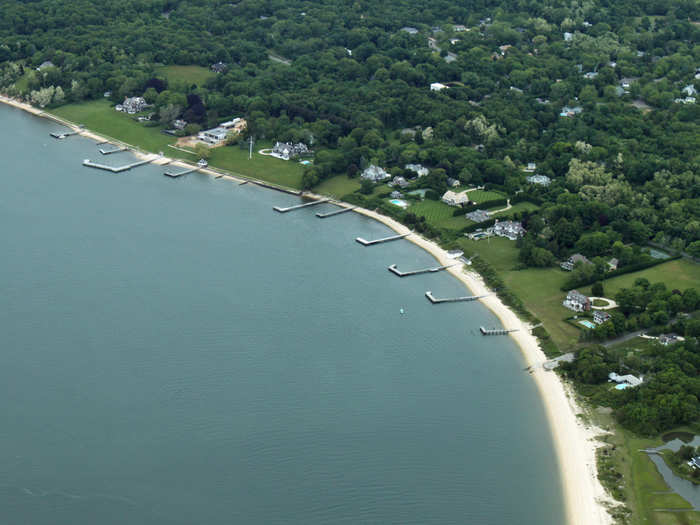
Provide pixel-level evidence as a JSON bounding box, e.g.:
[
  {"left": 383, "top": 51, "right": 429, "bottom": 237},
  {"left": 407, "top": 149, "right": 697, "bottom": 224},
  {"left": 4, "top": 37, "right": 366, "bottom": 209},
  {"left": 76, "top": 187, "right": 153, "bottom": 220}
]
[
  {"left": 156, "top": 65, "right": 215, "bottom": 86},
  {"left": 410, "top": 200, "right": 471, "bottom": 230},
  {"left": 206, "top": 142, "right": 304, "bottom": 189},
  {"left": 581, "top": 259, "right": 700, "bottom": 298},
  {"left": 314, "top": 175, "right": 361, "bottom": 198},
  {"left": 52, "top": 99, "right": 182, "bottom": 154},
  {"left": 458, "top": 237, "right": 520, "bottom": 273}
]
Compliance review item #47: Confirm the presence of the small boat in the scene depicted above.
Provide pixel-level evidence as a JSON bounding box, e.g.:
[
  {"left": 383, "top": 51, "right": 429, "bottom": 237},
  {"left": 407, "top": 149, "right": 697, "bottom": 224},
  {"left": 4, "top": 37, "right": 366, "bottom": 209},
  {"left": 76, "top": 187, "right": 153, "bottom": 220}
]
[{"left": 400, "top": 308, "right": 405, "bottom": 315}]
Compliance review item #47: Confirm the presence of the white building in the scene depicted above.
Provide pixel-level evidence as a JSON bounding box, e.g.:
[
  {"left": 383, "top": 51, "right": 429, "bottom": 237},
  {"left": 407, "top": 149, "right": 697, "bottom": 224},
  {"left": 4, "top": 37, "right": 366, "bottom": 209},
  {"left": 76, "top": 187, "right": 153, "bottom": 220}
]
[
  {"left": 608, "top": 372, "right": 643, "bottom": 388},
  {"left": 563, "top": 290, "right": 591, "bottom": 312},
  {"left": 527, "top": 174, "right": 551, "bottom": 186},
  {"left": 198, "top": 127, "right": 229, "bottom": 145},
  {"left": 441, "top": 190, "right": 470, "bottom": 206},
  {"left": 405, "top": 164, "right": 428, "bottom": 177},
  {"left": 490, "top": 220, "right": 525, "bottom": 240},
  {"left": 430, "top": 82, "right": 449, "bottom": 91},
  {"left": 524, "top": 162, "right": 536, "bottom": 172},
  {"left": 120, "top": 97, "right": 147, "bottom": 114},
  {"left": 361, "top": 165, "right": 389, "bottom": 182},
  {"left": 272, "top": 141, "right": 309, "bottom": 160}
]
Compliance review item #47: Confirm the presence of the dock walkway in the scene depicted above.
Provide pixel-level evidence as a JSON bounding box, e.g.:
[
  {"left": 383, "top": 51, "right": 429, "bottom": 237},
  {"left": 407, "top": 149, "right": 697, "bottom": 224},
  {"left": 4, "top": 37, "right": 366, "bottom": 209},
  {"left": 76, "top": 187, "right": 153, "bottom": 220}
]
[
  {"left": 164, "top": 167, "right": 198, "bottom": 178},
  {"left": 479, "top": 326, "right": 519, "bottom": 335},
  {"left": 425, "top": 291, "right": 487, "bottom": 304},
  {"left": 273, "top": 198, "right": 329, "bottom": 213},
  {"left": 356, "top": 233, "right": 409, "bottom": 246},
  {"left": 50, "top": 130, "right": 79, "bottom": 139},
  {"left": 82, "top": 158, "right": 153, "bottom": 173},
  {"left": 388, "top": 263, "right": 454, "bottom": 277},
  {"left": 316, "top": 206, "right": 356, "bottom": 218},
  {"left": 99, "top": 146, "right": 128, "bottom": 155}
]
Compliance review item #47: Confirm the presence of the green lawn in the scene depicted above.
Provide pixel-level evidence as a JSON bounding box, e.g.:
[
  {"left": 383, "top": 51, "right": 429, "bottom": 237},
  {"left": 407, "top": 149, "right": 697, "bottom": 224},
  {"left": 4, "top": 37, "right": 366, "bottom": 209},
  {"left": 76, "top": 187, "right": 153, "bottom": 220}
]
[
  {"left": 457, "top": 237, "right": 520, "bottom": 273},
  {"left": 409, "top": 199, "right": 472, "bottom": 230},
  {"left": 155, "top": 65, "right": 215, "bottom": 86},
  {"left": 581, "top": 259, "right": 700, "bottom": 297},
  {"left": 51, "top": 99, "right": 186, "bottom": 154},
  {"left": 206, "top": 142, "right": 304, "bottom": 189},
  {"left": 314, "top": 175, "right": 361, "bottom": 198},
  {"left": 494, "top": 201, "right": 540, "bottom": 216},
  {"left": 466, "top": 189, "right": 506, "bottom": 203}
]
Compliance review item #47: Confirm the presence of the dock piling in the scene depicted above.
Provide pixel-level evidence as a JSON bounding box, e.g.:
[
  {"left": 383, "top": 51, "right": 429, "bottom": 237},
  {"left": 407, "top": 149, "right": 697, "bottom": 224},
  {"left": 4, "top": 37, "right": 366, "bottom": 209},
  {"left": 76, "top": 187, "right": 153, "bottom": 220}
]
[{"left": 355, "top": 233, "right": 410, "bottom": 246}]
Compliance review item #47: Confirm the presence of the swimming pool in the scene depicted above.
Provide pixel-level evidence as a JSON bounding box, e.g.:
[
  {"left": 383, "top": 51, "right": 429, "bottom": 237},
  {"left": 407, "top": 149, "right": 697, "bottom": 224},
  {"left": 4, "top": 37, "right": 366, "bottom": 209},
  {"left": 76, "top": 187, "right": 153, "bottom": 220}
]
[
  {"left": 615, "top": 383, "right": 629, "bottom": 390},
  {"left": 390, "top": 199, "right": 409, "bottom": 209},
  {"left": 579, "top": 320, "right": 596, "bottom": 329}
]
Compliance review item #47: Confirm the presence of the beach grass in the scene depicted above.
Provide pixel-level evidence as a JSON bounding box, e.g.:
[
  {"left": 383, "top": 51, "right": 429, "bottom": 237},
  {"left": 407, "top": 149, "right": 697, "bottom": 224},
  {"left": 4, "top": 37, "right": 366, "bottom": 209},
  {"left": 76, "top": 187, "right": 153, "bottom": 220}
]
[
  {"left": 155, "top": 65, "right": 215, "bottom": 86},
  {"left": 314, "top": 175, "right": 362, "bottom": 198}
]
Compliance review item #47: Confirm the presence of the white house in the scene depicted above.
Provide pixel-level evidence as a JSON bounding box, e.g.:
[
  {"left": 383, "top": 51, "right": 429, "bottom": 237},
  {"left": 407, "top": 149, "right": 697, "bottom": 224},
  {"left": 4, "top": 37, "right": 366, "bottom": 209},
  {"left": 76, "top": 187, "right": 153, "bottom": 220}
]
[
  {"left": 527, "top": 174, "right": 551, "bottom": 186},
  {"left": 563, "top": 32, "right": 573, "bottom": 41},
  {"left": 405, "top": 164, "right": 428, "bottom": 177},
  {"left": 563, "top": 290, "right": 591, "bottom": 312},
  {"left": 198, "top": 127, "right": 228, "bottom": 144},
  {"left": 430, "top": 82, "right": 449, "bottom": 91},
  {"left": 593, "top": 311, "right": 612, "bottom": 324},
  {"left": 524, "top": 162, "right": 536, "bottom": 172},
  {"left": 272, "top": 141, "right": 309, "bottom": 160},
  {"left": 490, "top": 220, "right": 525, "bottom": 240},
  {"left": 441, "top": 190, "right": 470, "bottom": 206},
  {"left": 361, "top": 165, "right": 389, "bottom": 182},
  {"left": 120, "top": 97, "right": 147, "bottom": 114},
  {"left": 608, "top": 372, "right": 643, "bottom": 388},
  {"left": 682, "top": 84, "right": 697, "bottom": 96},
  {"left": 446, "top": 177, "right": 460, "bottom": 187}
]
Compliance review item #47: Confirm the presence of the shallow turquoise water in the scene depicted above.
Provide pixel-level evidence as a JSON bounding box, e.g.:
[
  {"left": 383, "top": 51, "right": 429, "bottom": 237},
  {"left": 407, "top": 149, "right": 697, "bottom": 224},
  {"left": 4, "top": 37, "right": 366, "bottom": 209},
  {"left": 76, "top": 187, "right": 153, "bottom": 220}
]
[{"left": 0, "top": 104, "right": 564, "bottom": 524}]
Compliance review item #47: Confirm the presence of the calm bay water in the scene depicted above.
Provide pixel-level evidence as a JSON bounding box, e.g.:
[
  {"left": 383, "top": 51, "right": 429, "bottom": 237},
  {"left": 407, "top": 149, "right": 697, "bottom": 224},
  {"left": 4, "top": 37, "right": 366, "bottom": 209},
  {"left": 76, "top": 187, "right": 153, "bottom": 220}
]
[{"left": 0, "top": 104, "right": 564, "bottom": 524}]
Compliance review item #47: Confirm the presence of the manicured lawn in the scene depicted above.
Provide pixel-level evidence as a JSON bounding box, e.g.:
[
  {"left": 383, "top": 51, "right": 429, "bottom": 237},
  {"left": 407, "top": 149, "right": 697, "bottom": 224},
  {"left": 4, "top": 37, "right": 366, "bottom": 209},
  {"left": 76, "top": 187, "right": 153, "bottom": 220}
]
[
  {"left": 51, "top": 99, "right": 186, "bottom": 154},
  {"left": 314, "top": 175, "right": 361, "bottom": 198},
  {"left": 494, "top": 201, "right": 540, "bottom": 216},
  {"left": 466, "top": 189, "right": 506, "bottom": 203},
  {"left": 409, "top": 199, "right": 471, "bottom": 230},
  {"left": 156, "top": 65, "right": 215, "bottom": 86},
  {"left": 206, "top": 142, "right": 304, "bottom": 189},
  {"left": 457, "top": 237, "right": 520, "bottom": 273},
  {"left": 581, "top": 259, "right": 700, "bottom": 297}
]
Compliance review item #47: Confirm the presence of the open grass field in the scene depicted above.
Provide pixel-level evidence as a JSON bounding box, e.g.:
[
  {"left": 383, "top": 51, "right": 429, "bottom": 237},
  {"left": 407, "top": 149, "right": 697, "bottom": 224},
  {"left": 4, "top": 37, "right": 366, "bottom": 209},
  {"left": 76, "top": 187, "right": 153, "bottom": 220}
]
[
  {"left": 206, "top": 142, "right": 304, "bottom": 189},
  {"left": 155, "top": 65, "right": 215, "bottom": 86},
  {"left": 581, "top": 259, "right": 700, "bottom": 298},
  {"left": 458, "top": 237, "right": 520, "bottom": 273},
  {"left": 494, "top": 201, "right": 540, "bottom": 216},
  {"left": 51, "top": 99, "right": 187, "bottom": 154},
  {"left": 409, "top": 200, "right": 472, "bottom": 230},
  {"left": 466, "top": 189, "right": 506, "bottom": 203},
  {"left": 314, "top": 175, "right": 361, "bottom": 198}
]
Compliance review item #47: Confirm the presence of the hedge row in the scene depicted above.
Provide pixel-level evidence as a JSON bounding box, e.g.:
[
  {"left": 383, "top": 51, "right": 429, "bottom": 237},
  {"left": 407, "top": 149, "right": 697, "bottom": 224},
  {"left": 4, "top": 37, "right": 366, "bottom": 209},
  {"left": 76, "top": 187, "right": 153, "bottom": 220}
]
[{"left": 452, "top": 198, "right": 508, "bottom": 216}]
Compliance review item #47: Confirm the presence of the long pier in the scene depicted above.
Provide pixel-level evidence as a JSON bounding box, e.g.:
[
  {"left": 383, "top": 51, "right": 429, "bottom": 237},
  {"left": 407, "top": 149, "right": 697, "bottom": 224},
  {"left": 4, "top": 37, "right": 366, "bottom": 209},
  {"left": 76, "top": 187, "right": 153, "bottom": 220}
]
[
  {"left": 425, "top": 291, "right": 487, "bottom": 304},
  {"left": 355, "top": 233, "right": 410, "bottom": 246},
  {"left": 99, "top": 146, "right": 128, "bottom": 155},
  {"left": 50, "top": 130, "right": 79, "bottom": 139},
  {"left": 480, "top": 326, "right": 519, "bottom": 335},
  {"left": 388, "top": 263, "right": 454, "bottom": 277},
  {"left": 273, "top": 198, "right": 329, "bottom": 213},
  {"left": 82, "top": 158, "right": 153, "bottom": 173},
  {"left": 164, "top": 167, "right": 198, "bottom": 178},
  {"left": 316, "top": 206, "right": 356, "bottom": 218}
]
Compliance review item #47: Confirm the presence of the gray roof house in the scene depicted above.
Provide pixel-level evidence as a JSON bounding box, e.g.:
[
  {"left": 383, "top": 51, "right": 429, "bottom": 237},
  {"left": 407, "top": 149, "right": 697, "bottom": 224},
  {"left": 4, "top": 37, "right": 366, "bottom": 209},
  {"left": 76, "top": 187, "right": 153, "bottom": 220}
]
[
  {"left": 527, "top": 174, "right": 551, "bottom": 186},
  {"left": 272, "top": 141, "right": 309, "bottom": 160},
  {"left": 563, "top": 290, "right": 591, "bottom": 312},
  {"left": 405, "top": 164, "right": 428, "bottom": 177},
  {"left": 466, "top": 209, "right": 491, "bottom": 223},
  {"left": 561, "top": 253, "right": 592, "bottom": 271},
  {"left": 361, "top": 165, "right": 390, "bottom": 182},
  {"left": 120, "top": 97, "right": 147, "bottom": 114},
  {"left": 401, "top": 27, "right": 419, "bottom": 35}
]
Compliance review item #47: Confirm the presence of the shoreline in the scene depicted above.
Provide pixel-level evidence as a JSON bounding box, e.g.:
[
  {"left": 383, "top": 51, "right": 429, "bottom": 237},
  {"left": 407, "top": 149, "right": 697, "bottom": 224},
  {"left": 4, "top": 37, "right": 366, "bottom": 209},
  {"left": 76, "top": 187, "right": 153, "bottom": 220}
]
[{"left": 0, "top": 95, "right": 612, "bottom": 524}]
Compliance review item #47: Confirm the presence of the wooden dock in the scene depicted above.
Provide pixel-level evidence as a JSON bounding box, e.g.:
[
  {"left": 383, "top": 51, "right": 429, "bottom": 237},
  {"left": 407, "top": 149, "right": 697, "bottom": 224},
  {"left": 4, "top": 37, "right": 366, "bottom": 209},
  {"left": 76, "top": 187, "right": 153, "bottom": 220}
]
[
  {"left": 82, "top": 158, "right": 153, "bottom": 173},
  {"left": 479, "top": 326, "right": 519, "bottom": 335},
  {"left": 50, "top": 130, "right": 79, "bottom": 139},
  {"left": 316, "top": 206, "right": 356, "bottom": 218},
  {"left": 355, "top": 233, "right": 410, "bottom": 246},
  {"left": 425, "top": 291, "right": 488, "bottom": 304},
  {"left": 273, "top": 198, "right": 329, "bottom": 213},
  {"left": 164, "top": 167, "right": 198, "bottom": 178},
  {"left": 388, "top": 263, "right": 454, "bottom": 277},
  {"left": 99, "top": 146, "right": 128, "bottom": 155}
]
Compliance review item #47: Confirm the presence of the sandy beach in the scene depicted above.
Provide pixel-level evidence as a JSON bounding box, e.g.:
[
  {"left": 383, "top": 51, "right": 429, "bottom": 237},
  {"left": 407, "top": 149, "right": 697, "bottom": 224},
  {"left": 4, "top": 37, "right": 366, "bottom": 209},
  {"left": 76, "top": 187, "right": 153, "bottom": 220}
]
[
  {"left": 346, "top": 206, "right": 614, "bottom": 525},
  {"left": 1, "top": 94, "right": 612, "bottom": 524}
]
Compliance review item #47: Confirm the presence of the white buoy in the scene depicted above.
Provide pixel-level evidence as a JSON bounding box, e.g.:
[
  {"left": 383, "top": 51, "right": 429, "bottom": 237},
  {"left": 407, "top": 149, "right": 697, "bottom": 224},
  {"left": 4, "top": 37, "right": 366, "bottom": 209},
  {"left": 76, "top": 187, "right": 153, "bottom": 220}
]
[{"left": 400, "top": 308, "right": 405, "bottom": 315}]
